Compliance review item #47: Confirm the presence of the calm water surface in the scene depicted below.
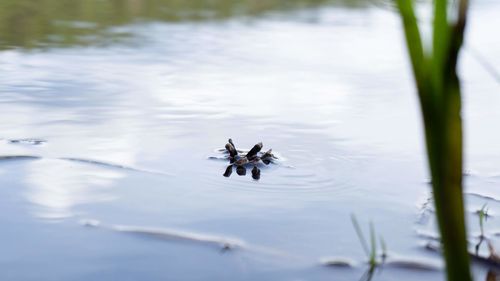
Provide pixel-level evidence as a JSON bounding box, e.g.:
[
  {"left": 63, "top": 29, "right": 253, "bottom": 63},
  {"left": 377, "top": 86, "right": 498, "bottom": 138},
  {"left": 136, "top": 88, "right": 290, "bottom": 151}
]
[{"left": 0, "top": 1, "right": 500, "bottom": 280}]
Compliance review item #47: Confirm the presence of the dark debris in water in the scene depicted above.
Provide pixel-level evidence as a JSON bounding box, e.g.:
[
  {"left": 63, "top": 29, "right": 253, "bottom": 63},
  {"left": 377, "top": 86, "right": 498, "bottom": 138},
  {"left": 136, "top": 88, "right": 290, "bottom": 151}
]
[
  {"left": 426, "top": 240, "right": 500, "bottom": 269},
  {"left": 383, "top": 258, "right": 442, "bottom": 271},
  {"left": 218, "top": 138, "right": 278, "bottom": 181},
  {"left": 320, "top": 257, "right": 356, "bottom": 268},
  {"left": 8, "top": 138, "right": 47, "bottom": 145},
  {"left": 0, "top": 155, "right": 42, "bottom": 162}
]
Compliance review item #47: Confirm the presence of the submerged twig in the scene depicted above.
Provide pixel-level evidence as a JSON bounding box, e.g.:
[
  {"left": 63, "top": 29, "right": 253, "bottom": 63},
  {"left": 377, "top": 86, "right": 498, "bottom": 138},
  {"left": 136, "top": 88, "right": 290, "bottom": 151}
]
[{"left": 426, "top": 241, "right": 500, "bottom": 269}]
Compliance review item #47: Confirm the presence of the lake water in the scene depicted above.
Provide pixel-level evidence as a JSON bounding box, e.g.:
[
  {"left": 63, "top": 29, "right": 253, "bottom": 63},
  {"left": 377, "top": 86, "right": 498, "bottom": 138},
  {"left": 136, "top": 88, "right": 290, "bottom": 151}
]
[{"left": 1, "top": 1, "right": 500, "bottom": 280}]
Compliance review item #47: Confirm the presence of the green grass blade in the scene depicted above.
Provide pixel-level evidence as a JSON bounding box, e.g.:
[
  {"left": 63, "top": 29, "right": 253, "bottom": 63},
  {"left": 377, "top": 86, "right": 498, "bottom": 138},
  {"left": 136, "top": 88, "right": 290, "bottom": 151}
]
[
  {"left": 351, "top": 214, "right": 370, "bottom": 258},
  {"left": 369, "top": 222, "right": 377, "bottom": 266},
  {"left": 396, "top": 0, "right": 473, "bottom": 280},
  {"left": 431, "top": 0, "right": 450, "bottom": 93},
  {"left": 380, "top": 236, "right": 387, "bottom": 259},
  {"left": 395, "top": 0, "right": 426, "bottom": 91}
]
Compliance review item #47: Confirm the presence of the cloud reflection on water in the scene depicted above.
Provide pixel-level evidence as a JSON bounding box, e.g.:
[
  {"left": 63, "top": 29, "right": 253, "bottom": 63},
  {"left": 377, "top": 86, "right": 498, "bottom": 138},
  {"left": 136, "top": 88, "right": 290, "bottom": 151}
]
[{"left": 24, "top": 158, "right": 123, "bottom": 220}]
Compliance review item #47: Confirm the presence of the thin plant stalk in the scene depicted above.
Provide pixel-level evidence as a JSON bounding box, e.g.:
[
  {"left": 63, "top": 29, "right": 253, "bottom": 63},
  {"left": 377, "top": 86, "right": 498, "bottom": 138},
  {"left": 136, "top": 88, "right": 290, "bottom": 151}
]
[
  {"left": 351, "top": 214, "right": 370, "bottom": 258},
  {"left": 350, "top": 215, "right": 385, "bottom": 267},
  {"left": 369, "top": 222, "right": 377, "bottom": 267},
  {"left": 395, "top": 0, "right": 472, "bottom": 280},
  {"left": 478, "top": 204, "right": 488, "bottom": 238}
]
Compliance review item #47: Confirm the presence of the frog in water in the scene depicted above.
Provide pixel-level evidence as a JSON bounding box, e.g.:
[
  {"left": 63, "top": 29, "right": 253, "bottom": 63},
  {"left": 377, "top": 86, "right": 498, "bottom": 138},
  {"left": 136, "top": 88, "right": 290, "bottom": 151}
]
[{"left": 222, "top": 138, "right": 276, "bottom": 180}]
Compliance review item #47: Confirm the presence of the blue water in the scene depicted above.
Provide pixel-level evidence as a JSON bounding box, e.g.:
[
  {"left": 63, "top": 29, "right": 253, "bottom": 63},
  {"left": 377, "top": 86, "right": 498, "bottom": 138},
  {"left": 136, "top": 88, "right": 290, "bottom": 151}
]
[{"left": 1, "top": 2, "right": 500, "bottom": 280}]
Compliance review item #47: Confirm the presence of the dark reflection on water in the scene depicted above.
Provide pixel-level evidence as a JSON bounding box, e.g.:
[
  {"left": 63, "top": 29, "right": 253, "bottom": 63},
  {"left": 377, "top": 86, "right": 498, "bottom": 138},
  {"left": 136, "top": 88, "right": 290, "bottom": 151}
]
[
  {"left": 223, "top": 164, "right": 261, "bottom": 180},
  {"left": 0, "top": 0, "right": 381, "bottom": 50}
]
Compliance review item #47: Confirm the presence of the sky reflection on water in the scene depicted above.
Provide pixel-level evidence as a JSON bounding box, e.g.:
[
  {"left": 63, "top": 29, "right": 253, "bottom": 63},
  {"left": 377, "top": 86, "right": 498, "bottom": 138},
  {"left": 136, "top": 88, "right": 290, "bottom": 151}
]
[{"left": 0, "top": 1, "right": 500, "bottom": 280}]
